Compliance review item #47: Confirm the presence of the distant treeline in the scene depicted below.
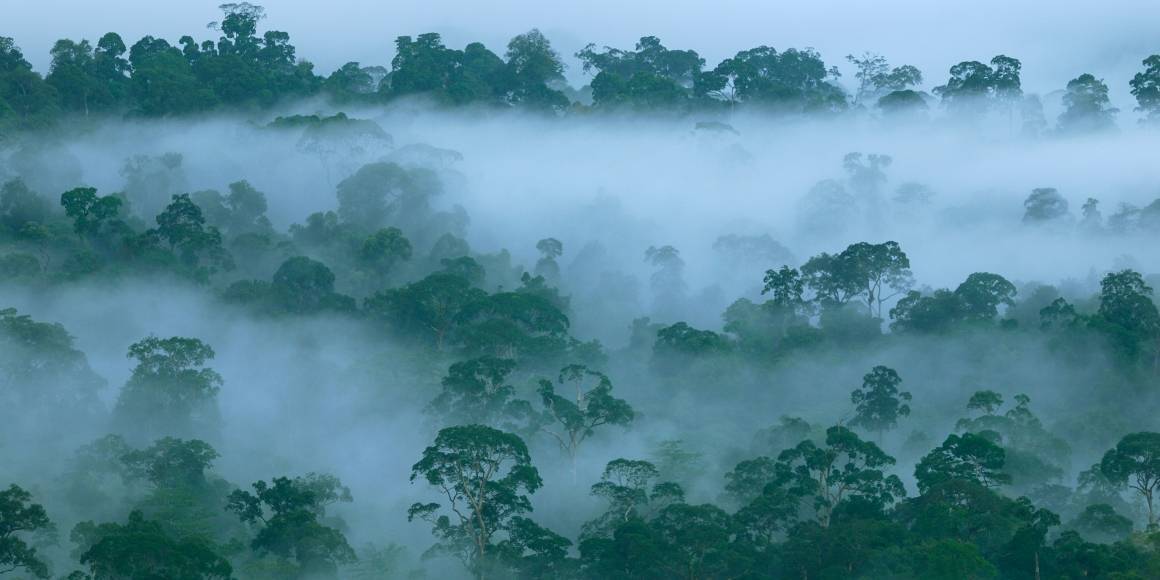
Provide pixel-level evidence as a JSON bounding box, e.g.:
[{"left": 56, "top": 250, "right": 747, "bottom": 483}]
[{"left": 3, "top": 2, "right": 1160, "bottom": 130}]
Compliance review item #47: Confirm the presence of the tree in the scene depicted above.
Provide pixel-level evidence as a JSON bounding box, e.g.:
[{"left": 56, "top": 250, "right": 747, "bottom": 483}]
[
  {"left": 1093, "top": 270, "right": 1160, "bottom": 369},
  {"left": 387, "top": 33, "right": 459, "bottom": 98},
  {"left": 967, "top": 390, "right": 1004, "bottom": 416},
  {"left": 121, "top": 437, "right": 219, "bottom": 490},
  {"left": 652, "top": 322, "right": 732, "bottom": 373},
  {"left": 849, "top": 366, "right": 912, "bottom": 441},
  {"left": 845, "top": 52, "right": 922, "bottom": 106},
  {"left": 0, "top": 37, "right": 60, "bottom": 130},
  {"left": 536, "top": 365, "right": 634, "bottom": 472},
  {"left": 877, "top": 89, "right": 928, "bottom": 119},
  {"left": 582, "top": 459, "right": 684, "bottom": 540},
  {"left": 128, "top": 36, "right": 216, "bottom": 116},
  {"left": 112, "top": 336, "right": 223, "bottom": 442},
  {"left": 76, "top": 510, "right": 232, "bottom": 579},
  {"left": 649, "top": 503, "right": 745, "bottom": 580},
  {"left": 846, "top": 52, "right": 888, "bottom": 107},
  {"left": 841, "top": 241, "right": 912, "bottom": 317},
  {"left": 455, "top": 291, "right": 571, "bottom": 360},
  {"left": 724, "top": 456, "right": 779, "bottom": 507},
  {"left": 365, "top": 272, "right": 487, "bottom": 349},
  {"left": 802, "top": 241, "right": 912, "bottom": 316},
  {"left": 0, "top": 307, "right": 104, "bottom": 429},
  {"left": 934, "top": 60, "right": 994, "bottom": 114},
  {"left": 912, "top": 539, "right": 997, "bottom": 580},
  {"left": 227, "top": 476, "right": 356, "bottom": 577},
  {"left": 503, "top": 29, "right": 568, "bottom": 111},
  {"left": 266, "top": 255, "right": 355, "bottom": 314},
  {"left": 60, "top": 186, "right": 126, "bottom": 241},
  {"left": 1099, "top": 432, "right": 1160, "bottom": 528},
  {"left": 46, "top": 39, "right": 98, "bottom": 115},
  {"left": 0, "top": 484, "right": 51, "bottom": 578},
  {"left": 989, "top": 55, "right": 1023, "bottom": 105},
  {"left": 533, "top": 238, "right": 563, "bottom": 284},
  {"left": 915, "top": 433, "right": 1011, "bottom": 493},
  {"left": 494, "top": 517, "right": 574, "bottom": 579},
  {"left": 1069, "top": 503, "right": 1133, "bottom": 543},
  {"left": 151, "top": 193, "right": 232, "bottom": 273},
  {"left": 955, "top": 272, "right": 1017, "bottom": 321},
  {"left": 1130, "top": 55, "right": 1160, "bottom": 123},
  {"left": 577, "top": 36, "right": 703, "bottom": 110},
  {"left": 357, "top": 227, "right": 412, "bottom": 289},
  {"left": 644, "top": 245, "right": 686, "bottom": 316},
  {"left": 425, "top": 357, "right": 531, "bottom": 429},
  {"left": 771, "top": 426, "right": 905, "bottom": 527},
  {"left": 408, "top": 425, "right": 543, "bottom": 580},
  {"left": 760, "top": 265, "right": 809, "bottom": 323},
  {"left": 1058, "top": 74, "right": 1117, "bottom": 134},
  {"left": 1022, "top": 188, "right": 1069, "bottom": 223},
  {"left": 335, "top": 162, "right": 439, "bottom": 232},
  {"left": 324, "top": 62, "right": 378, "bottom": 104},
  {"left": 890, "top": 289, "right": 964, "bottom": 333},
  {"left": 0, "top": 179, "right": 49, "bottom": 234},
  {"left": 704, "top": 46, "right": 845, "bottom": 112}
]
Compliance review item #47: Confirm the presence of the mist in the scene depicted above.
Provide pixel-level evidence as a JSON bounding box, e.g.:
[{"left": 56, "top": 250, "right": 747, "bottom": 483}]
[{"left": 3, "top": 3, "right": 1160, "bottom": 579}]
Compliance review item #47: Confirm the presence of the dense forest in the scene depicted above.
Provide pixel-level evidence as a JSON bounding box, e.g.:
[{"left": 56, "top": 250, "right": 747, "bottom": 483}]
[{"left": 4, "top": 2, "right": 1160, "bottom": 579}]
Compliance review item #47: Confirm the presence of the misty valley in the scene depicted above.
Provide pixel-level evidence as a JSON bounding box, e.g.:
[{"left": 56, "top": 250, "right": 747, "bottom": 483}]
[{"left": 5, "top": 2, "right": 1160, "bottom": 579}]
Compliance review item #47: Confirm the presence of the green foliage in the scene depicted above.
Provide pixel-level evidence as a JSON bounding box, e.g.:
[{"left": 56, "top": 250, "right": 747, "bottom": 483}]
[
  {"left": 891, "top": 271, "right": 1017, "bottom": 333},
  {"left": 1130, "top": 55, "right": 1160, "bottom": 123},
  {"left": 968, "top": 390, "right": 1004, "bottom": 415},
  {"left": 0, "top": 484, "right": 52, "bottom": 578},
  {"left": 425, "top": 356, "right": 531, "bottom": 429},
  {"left": 1023, "top": 187, "right": 1070, "bottom": 223},
  {"left": 1091, "top": 269, "right": 1160, "bottom": 370},
  {"left": 456, "top": 291, "right": 571, "bottom": 360},
  {"left": 933, "top": 55, "right": 1023, "bottom": 116},
  {"left": 771, "top": 425, "right": 905, "bottom": 527},
  {"left": 582, "top": 459, "right": 683, "bottom": 540},
  {"left": 1100, "top": 432, "right": 1160, "bottom": 528},
  {"left": 0, "top": 307, "right": 104, "bottom": 424},
  {"left": 226, "top": 475, "right": 356, "bottom": 577},
  {"left": 121, "top": 438, "right": 219, "bottom": 490},
  {"left": 113, "top": 336, "right": 223, "bottom": 442},
  {"left": 335, "top": 162, "right": 440, "bottom": 233},
  {"left": 0, "top": 37, "right": 60, "bottom": 130},
  {"left": 1058, "top": 73, "right": 1118, "bottom": 134},
  {"left": 1069, "top": 503, "right": 1133, "bottom": 543},
  {"left": 76, "top": 510, "right": 232, "bottom": 579},
  {"left": 849, "top": 365, "right": 912, "bottom": 438},
  {"left": 535, "top": 365, "right": 634, "bottom": 465},
  {"left": 915, "top": 433, "right": 1011, "bottom": 493},
  {"left": 801, "top": 240, "right": 912, "bottom": 317},
  {"left": 577, "top": 36, "right": 703, "bottom": 110},
  {"left": 702, "top": 45, "right": 846, "bottom": 112},
  {"left": 365, "top": 272, "right": 487, "bottom": 349},
  {"left": 150, "top": 193, "right": 233, "bottom": 273},
  {"left": 408, "top": 425, "right": 544, "bottom": 579}
]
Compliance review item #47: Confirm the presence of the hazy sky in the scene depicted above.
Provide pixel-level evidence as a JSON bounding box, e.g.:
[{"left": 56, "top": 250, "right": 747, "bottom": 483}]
[{"left": 8, "top": 0, "right": 1160, "bottom": 105}]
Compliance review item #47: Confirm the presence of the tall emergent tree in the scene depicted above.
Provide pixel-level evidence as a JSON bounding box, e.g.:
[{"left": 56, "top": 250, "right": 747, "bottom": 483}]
[
  {"left": 1100, "top": 432, "right": 1160, "bottom": 528},
  {"left": 113, "top": 336, "right": 223, "bottom": 442},
  {"left": 0, "top": 484, "right": 52, "bottom": 578},
  {"left": 848, "top": 365, "right": 912, "bottom": 441},
  {"left": 1058, "top": 73, "right": 1117, "bottom": 134},
  {"left": 771, "top": 425, "right": 905, "bottom": 528},
  {"left": 1130, "top": 55, "right": 1160, "bottom": 123},
  {"left": 536, "top": 364, "right": 635, "bottom": 471},
  {"left": 408, "top": 425, "right": 545, "bottom": 580},
  {"left": 226, "top": 475, "right": 356, "bottom": 577}
]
